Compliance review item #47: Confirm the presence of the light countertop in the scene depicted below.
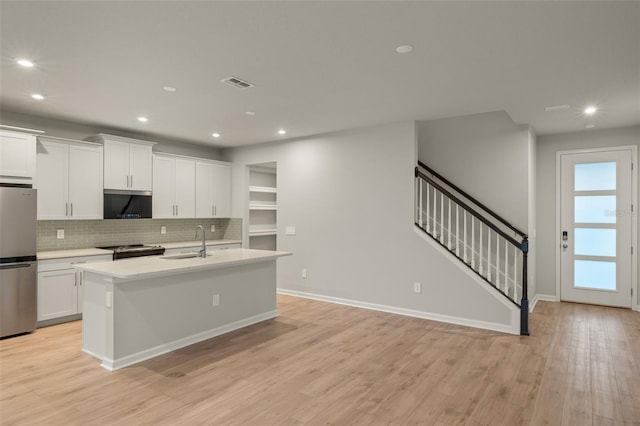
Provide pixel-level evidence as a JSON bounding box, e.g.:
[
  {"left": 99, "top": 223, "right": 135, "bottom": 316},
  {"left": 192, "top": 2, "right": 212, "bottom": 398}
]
[
  {"left": 75, "top": 248, "right": 291, "bottom": 281},
  {"left": 37, "top": 248, "right": 113, "bottom": 260},
  {"left": 37, "top": 239, "right": 242, "bottom": 260},
  {"left": 161, "top": 239, "right": 241, "bottom": 249}
]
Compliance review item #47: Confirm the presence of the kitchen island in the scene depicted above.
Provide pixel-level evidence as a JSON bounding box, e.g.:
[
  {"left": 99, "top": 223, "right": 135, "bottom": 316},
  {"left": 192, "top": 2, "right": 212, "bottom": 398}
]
[{"left": 76, "top": 248, "right": 291, "bottom": 370}]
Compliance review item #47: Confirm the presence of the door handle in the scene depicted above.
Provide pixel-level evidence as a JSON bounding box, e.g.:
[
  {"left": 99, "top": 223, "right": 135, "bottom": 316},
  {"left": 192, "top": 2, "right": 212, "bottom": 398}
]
[{"left": 562, "top": 244, "right": 568, "bottom": 249}]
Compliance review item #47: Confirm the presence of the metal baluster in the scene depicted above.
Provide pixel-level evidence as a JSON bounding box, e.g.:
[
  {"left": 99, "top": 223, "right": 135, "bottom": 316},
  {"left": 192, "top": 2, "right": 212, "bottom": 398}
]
[
  {"left": 418, "top": 179, "right": 423, "bottom": 228},
  {"left": 479, "top": 224, "right": 483, "bottom": 275},
  {"left": 455, "top": 205, "right": 460, "bottom": 257},
  {"left": 496, "top": 235, "right": 501, "bottom": 288},
  {"left": 448, "top": 199, "right": 452, "bottom": 250},
  {"left": 426, "top": 182, "right": 430, "bottom": 232},
  {"left": 487, "top": 228, "right": 492, "bottom": 281},
  {"left": 432, "top": 187, "right": 437, "bottom": 237},
  {"left": 463, "top": 211, "right": 468, "bottom": 263},
  {"left": 504, "top": 239, "right": 509, "bottom": 294},
  {"left": 513, "top": 247, "right": 519, "bottom": 300},
  {"left": 440, "top": 192, "right": 445, "bottom": 244},
  {"left": 471, "top": 217, "right": 475, "bottom": 268}
]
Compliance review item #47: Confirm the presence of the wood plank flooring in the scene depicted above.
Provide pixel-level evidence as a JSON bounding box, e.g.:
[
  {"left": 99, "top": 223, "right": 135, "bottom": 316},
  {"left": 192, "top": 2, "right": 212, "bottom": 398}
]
[{"left": 1, "top": 295, "right": 639, "bottom": 425}]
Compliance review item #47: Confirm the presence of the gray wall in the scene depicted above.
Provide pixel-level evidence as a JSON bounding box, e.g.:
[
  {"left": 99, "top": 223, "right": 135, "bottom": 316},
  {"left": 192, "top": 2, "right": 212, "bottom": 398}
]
[
  {"left": 417, "top": 111, "right": 531, "bottom": 231},
  {"left": 536, "top": 125, "right": 640, "bottom": 308},
  {"left": 0, "top": 109, "right": 222, "bottom": 159},
  {"left": 223, "top": 121, "right": 515, "bottom": 327}
]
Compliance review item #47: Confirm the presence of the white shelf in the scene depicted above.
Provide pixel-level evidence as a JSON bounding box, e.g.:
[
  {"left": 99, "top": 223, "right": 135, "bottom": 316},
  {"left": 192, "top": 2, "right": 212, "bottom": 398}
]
[
  {"left": 249, "top": 203, "right": 277, "bottom": 210},
  {"left": 249, "top": 230, "right": 277, "bottom": 237},
  {"left": 249, "top": 185, "right": 277, "bottom": 194}
]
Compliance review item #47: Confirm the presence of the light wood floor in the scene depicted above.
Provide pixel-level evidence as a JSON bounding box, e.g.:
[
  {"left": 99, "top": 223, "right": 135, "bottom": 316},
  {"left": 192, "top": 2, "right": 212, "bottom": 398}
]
[{"left": 1, "top": 295, "right": 639, "bottom": 425}]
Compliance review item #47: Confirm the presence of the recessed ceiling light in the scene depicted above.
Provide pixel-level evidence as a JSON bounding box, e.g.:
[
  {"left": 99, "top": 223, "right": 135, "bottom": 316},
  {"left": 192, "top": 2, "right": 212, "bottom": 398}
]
[
  {"left": 278, "top": 129, "right": 287, "bottom": 135},
  {"left": 137, "top": 117, "right": 148, "bottom": 123},
  {"left": 584, "top": 106, "right": 597, "bottom": 115},
  {"left": 245, "top": 111, "right": 256, "bottom": 116},
  {"left": 212, "top": 133, "right": 221, "bottom": 138},
  {"left": 31, "top": 93, "right": 44, "bottom": 100},
  {"left": 396, "top": 45, "right": 414, "bottom": 54},
  {"left": 17, "top": 59, "right": 34, "bottom": 68},
  {"left": 163, "top": 86, "right": 177, "bottom": 92}
]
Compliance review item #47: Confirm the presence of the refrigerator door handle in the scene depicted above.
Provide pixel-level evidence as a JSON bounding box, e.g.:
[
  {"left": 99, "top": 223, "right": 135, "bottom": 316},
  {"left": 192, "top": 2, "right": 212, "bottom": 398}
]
[{"left": 0, "top": 263, "right": 33, "bottom": 270}]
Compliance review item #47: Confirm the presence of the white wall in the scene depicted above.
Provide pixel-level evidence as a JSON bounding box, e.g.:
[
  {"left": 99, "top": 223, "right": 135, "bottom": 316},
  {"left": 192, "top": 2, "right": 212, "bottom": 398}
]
[
  {"left": 417, "top": 111, "right": 535, "bottom": 305},
  {"left": 417, "top": 111, "right": 531, "bottom": 231},
  {"left": 0, "top": 109, "right": 222, "bottom": 160},
  {"left": 224, "top": 121, "right": 516, "bottom": 329},
  {"left": 536, "top": 125, "right": 640, "bottom": 309}
]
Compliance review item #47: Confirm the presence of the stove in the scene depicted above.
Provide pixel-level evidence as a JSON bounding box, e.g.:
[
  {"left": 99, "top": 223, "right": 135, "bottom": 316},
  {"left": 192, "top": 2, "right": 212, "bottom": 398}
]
[{"left": 97, "top": 244, "right": 165, "bottom": 260}]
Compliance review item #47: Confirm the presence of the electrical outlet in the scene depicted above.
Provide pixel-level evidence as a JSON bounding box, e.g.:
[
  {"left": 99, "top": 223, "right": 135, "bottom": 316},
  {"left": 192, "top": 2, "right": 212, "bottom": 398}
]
[
  {"left": 211, "top": 225, "right": 215, "bottom": 232},
  {"left": 301, "top": 268, "right": 307, "bottom": 279},
  {"left": 414, "top": 282, "right": 422, "bottom": 294},
  {"left": 57, "top": 229, "right": 64, "bottom": 239},
  {"left": 161, "top": 226, "right": 166, "bottom": 235},
  {"left": 212, "top": 294, "right": 220, "bottom": 306}
]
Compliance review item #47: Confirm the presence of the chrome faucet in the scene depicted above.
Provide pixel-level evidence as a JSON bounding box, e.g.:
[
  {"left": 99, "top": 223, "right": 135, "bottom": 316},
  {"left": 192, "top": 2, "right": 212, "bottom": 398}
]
[{"left": 195, "top": 225, "right": 206, "bottom": 258}]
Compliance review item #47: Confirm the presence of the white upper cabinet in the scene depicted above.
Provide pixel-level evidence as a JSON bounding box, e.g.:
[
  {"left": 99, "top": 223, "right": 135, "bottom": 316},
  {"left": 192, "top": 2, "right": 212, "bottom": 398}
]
[
  {"left": 152, "top": 154, "right": 195, "bottom": 218},
  {"left": 195, "top": 160, "right": 231, "bottom": 218},
  {"left": 0, "top": 130, "right": 37, "bottom": 185},
  {"left": 86, "top": 134, "right": 155, "bottom": 191},
  {"left": 37, "top": 137, "right": 103, "bottom": 220}
]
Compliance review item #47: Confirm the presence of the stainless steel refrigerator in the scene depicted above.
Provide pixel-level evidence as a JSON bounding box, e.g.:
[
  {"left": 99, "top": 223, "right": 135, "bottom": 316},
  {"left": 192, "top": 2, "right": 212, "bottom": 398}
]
[{"left": 0, "top": 185, "right": 37, "bottom": 338}]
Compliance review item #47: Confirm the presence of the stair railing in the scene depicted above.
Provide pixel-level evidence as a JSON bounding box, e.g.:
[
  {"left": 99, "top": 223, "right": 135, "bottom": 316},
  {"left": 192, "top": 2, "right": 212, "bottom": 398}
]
[{"left": 415, "top": 161, "right": 529, "bottom": 335}]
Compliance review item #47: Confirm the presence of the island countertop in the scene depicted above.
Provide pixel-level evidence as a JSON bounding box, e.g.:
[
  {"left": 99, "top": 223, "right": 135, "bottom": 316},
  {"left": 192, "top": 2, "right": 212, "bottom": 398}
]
[{"left": 75, "top": 248, "right": 291, "bottom": 281}]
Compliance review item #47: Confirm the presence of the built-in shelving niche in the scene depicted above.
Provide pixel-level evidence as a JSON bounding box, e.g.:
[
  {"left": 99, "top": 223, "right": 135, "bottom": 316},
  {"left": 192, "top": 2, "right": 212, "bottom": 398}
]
[{"left": 248, "top": 162, "right": 277, "bottom": 250}]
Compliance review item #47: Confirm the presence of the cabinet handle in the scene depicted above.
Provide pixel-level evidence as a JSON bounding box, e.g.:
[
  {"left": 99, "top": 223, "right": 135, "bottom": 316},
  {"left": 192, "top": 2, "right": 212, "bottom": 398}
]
[
  {"left": 74, "top": 272, "right": 77, "bottom": 287},
  {"left": 176, "top": 205, "right": 179, "bottom": 216},
  {"left": 130, "top": 175, "right": 133, "bottom": 188},
  {"left": 70, "top": 203, "right": 73, "bottom": 217},
  {"left": 80, "top": 272, "right": 83, "bottom": 286},
  {"left": 65, "top": 203, "right": 68, "bottom": 216}
]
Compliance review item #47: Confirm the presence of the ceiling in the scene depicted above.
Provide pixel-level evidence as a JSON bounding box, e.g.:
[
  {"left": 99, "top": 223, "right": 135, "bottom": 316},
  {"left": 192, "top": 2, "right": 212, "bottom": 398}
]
[{"left": 1, "top": 1, "right": 638, "bottom": 148}]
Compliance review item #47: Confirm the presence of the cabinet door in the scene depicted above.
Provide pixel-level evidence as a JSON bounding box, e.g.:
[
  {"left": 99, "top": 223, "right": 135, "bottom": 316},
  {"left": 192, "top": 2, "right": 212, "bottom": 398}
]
[
  {"left": 103, "top": 140, "right": 130, "bottom": 190},
  {"left": 0, "top": 131, "right": 36, "bottom": 182},
  {"left": 212, "top": 163, "right": 231, "bottom": 217},
  {"left": 129, "top": 144, "right": 153, "bottom": 191},
  {"left": 174, "top": 158, "right": 195, "bottom": 218},
  {"left": 195, "top": 161, "right": 215, "bottom": 218},
  {"left": 37, "top": 269, "right": 78, "bottom": 321},
  {"left": 152, "top": 156, "right": 175, "bottom": 218},
  {"left": 68, "top": 144, "right": 103, "bottom": 219},
  {"left": 36, "top": 141, "right": 69, "bottom": 219}
]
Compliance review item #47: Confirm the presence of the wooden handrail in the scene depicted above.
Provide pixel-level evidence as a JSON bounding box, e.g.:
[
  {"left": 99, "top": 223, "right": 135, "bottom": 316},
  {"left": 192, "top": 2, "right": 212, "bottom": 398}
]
[{"left": 417, "top": 161, "right": 527, "bottom": 239}]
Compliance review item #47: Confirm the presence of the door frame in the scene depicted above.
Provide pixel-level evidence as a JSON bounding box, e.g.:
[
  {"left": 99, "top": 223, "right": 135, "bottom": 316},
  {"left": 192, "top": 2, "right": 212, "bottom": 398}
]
[{"left": 555, "top": 145, "right": 638, "bottom": 310}]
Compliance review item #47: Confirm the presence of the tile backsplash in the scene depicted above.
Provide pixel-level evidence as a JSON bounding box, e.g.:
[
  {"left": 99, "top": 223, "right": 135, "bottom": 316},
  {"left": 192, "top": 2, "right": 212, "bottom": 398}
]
[{"left": 37, "top": 218, "right": 242, "bottom": 251}]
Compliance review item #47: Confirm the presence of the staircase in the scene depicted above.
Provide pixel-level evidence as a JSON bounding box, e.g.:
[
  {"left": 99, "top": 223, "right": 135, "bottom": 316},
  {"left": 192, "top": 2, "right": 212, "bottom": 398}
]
[{"left": 415, "top": 161, "right": 529, "bottom": 335}]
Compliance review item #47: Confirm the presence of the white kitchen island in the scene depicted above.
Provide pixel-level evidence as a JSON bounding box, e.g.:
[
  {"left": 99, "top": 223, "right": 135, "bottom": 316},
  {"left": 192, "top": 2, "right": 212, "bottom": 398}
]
[{"left": 76, "top": 248, "right": 291, "bottom": 371}]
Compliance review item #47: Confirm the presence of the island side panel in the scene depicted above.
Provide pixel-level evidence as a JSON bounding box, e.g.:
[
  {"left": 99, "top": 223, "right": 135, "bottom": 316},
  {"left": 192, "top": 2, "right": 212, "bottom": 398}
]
[
  {"left": 111, "top": 260, "right": 277, "bottom": 368},
  {"left": 81, "top": 272, "right": 112, "bottom": 363}
]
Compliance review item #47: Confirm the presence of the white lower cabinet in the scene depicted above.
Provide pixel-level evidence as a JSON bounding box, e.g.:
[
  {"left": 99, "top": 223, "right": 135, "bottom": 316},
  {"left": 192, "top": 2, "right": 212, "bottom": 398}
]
[{"left": 37, "top": 254, "right": 112, "bottom": 324}]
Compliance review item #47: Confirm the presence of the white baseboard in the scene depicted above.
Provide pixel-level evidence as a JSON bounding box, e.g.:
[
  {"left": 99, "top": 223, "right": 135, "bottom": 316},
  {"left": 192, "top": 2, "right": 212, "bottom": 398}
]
[
  {"left": 91, "top": 310, "right": 279, "bottom": 371},
  {"left": 277, "top": 288, "right": 519, "bottom": 335},
  {"left": 530, "top": 294, "right": 558, "bottom": 312}
]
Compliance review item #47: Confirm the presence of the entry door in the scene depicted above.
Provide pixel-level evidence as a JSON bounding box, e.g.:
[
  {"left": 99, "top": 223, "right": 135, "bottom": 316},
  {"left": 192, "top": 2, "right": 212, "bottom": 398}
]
[{"left": 560, "top": 149, "right": 633, "bottom": 307}]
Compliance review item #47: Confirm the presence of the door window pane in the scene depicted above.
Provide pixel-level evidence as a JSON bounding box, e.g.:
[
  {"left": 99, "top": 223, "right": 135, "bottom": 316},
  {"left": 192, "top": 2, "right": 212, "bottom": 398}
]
[
  {"left": 575, "top": 196, "right": 616, "bottom": 224},
  {"left": 574, "top": 260, "right": 616, "bottom": 290},
  {"left": 575, "top": 162, "right": 616, "bottom": 191},
  {"left": 574, "top": 228, "right": 616, "bottom": 257}
]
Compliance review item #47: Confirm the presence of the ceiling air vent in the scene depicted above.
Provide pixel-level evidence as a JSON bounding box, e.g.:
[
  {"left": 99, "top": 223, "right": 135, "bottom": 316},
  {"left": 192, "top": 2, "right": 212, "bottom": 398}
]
[{"left": 221, "top": 76, "right": 254, "bottom": 89}]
